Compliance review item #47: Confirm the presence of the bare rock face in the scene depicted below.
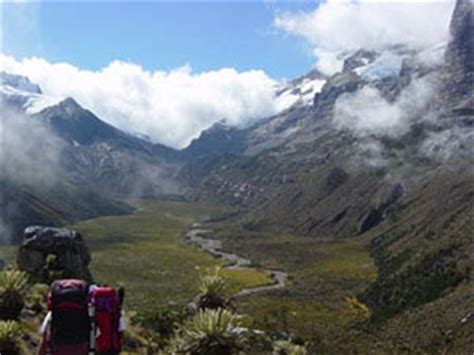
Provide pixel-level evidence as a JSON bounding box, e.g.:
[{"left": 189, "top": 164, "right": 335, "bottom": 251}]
[
  {"left": 17, "top": 226, "right": 92, "bottom": 282},
  {"left": 443, "top": 0, "right": 474, "bottom": 109},
  {"left": 447, "top": 0, "right": 473, "bottom": 75}
]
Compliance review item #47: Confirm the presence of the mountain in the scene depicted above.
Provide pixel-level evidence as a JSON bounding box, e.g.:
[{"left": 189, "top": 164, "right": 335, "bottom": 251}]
[
  {"left": 182, "top": 0, "right": 473, "bottom": 350},
  {"left": 181, "top": 121, "right": 247, "bottom": 159},
  {"left": 0, "top": 74, "right": 185, "bottom": 242},
  {"left": 0, "top": 72, "right": 62, "bottom": 114},
  {"left": 33, "top": 97, "right": 182, "bottom": 197},
  {"left": 443, "top": 0, "right": 474, "bottom": 109}
]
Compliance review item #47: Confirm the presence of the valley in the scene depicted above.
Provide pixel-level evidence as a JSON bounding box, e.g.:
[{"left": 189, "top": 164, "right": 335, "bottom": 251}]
[
  {"left": 69, "top": 200, "right": 272, "bottom": 311},
  {"left": 72, "top": 201, "right": 386, "bottom": 353}
]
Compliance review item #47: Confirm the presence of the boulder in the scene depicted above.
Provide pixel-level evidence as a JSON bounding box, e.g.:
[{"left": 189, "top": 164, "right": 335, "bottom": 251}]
[{"left": 17, "top": 226, "right": 92, "bottom": 282}]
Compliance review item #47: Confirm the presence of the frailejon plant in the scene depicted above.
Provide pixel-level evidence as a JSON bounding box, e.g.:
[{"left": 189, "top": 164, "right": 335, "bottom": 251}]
[
  {"left": 0, "top": 270, "right": 28, "bottom": 320},
  {"left": 0, "top": 320, "right": 23, "bottom": 355},
  {"left": 169, "top": 308, "right": 247, "bottom": 355},
  {"left": 197, "top": 266, "right": 228, "bottom": 310},
  {"left": 26, "top": 283, "right": 49, "bottom": 314},
  {"left": 272, "top": 339, "right": 308, "bottom": 355}
]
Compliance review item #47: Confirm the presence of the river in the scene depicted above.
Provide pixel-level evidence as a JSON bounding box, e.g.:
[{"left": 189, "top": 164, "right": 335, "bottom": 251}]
[{"left": 184, "top": 224, "right": 288, "bottom": 297}]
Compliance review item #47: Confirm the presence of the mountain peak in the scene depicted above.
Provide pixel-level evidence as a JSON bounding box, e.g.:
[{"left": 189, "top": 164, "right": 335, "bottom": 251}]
[
  {"left": 0, "top": 72, "right": 42, "bottom": 94},
  {"left": 447, "top": 0, "right": 473, "bottom": 72},
  {"left": 58, "top": 97, "right": 83, "bottom": 112},
  {"left": 443, "top": 0, "right": 473, "bottom": 108}
]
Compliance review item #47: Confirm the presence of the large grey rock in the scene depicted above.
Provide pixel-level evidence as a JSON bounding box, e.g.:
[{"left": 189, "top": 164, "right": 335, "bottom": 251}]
[{"left": 17, "top": 226, "right": 92, "bottom": 281}]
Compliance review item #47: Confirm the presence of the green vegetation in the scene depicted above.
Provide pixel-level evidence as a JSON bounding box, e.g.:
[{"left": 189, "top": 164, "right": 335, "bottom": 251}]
[
  {"left": 70, "top": 200, "right": 271, "bottom": 311},
  {"left": 0, "top": 270, "right": 28, "bottom": 320},
  {"left": 169, "top": 308, "right": 246, "bottom": 355},
  {"left": 194, "top": 266, "right": 229, "bottom": 311},
  {"left": 0, "top": 320, "right": 23, "bottom": 355},
  {"left": 0, "top": 246, "right": 16, "bottom": 265},
  {"left": 2, "top": 190, "right": 470, "bottom": 353},
  {"left": 215, "top": 229, "right": 379, "bottom": 353},
  {"left": 272, "top": 339, "right": 308, "bottom": 355},
  {"left": 25, "top": 283, "right": 49, "bottom": 314}
]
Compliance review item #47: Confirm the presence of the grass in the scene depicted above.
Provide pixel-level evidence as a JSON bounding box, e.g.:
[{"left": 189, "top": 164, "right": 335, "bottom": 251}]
[
  {"left": 0, "top": 246, "right": 17, "bottom": 266},
  {"left": 70, "top": 200, "right": 271, "bottom": 311},
  {"left": 214, "top": 228, "right": 379, "bottom": 354}
]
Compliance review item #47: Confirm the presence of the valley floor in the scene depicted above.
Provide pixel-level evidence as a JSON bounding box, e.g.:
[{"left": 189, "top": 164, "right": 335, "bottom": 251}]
[
  {"left": 70, "top": 200, "right": 271, "bottom": 311},
  {"left": 3, "top": 200, "right": 470, "bottom": 354},
  {"left": 73, "top": 200, "right": 383, "bottom": 353},
  {"left": 214, "top": 227, "right": 381, "bottom": 354}
]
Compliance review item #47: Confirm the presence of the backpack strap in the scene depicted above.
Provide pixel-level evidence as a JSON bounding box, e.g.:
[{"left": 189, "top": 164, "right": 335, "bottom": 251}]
[{"left": 88, "top": 300, "right": 96, "bottom": 355}]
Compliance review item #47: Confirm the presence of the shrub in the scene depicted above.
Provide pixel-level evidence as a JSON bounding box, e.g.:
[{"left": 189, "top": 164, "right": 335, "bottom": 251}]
[
  {"left": 273, "top": 339, "right": 308, "bottom": 355},
  {"left": 0, "top": 321, "right": 23, "bottom": 355},
  {"left": 169, "top": 308, "right": 247, "bottom": 355},
  {"left": 345, "top": 296, "right": 371, "bottom": 322},
  {"left": 133, "top": 305, "right": 186, "bottom": 349},
  {"left": 273, "top": 339, "right": 307, "bottom": 355},
  {"left": 26, "top": 283, "right": 49, "bottom": 314},
  {"left": 42, "top": 254, "right": 64, "bottom": 283},
  {"left": 196, "top": 266, "right": 229, "bottom": 310},
  {"left": 0, "top": 270, "right": 28, "bottom": 320}
]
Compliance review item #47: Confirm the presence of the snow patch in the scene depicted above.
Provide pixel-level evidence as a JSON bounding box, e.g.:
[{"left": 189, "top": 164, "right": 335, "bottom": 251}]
[
  {"left": 355, "top": 52, "right": 404, "bottom": 81},
  {"left": 274, "top": 88, "right": 300, "bottom": 112},
  {"left": 300, "top": 79, "right": 326, "bottom": 104},
  {"left": 26, "top": 95, "right": 64, "bottom": 114},
  {"left": 1, "top": 82, "right": 63, "bottom": 114},
  {"left": 274, "top": 77, "right": 326, "bottom": 111}
]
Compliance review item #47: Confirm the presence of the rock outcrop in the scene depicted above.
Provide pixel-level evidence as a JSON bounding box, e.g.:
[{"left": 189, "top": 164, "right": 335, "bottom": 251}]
[
  {"left": 443, "top": 0, "right": 474, "bottom": 108},
  {"left": 17, "top": 226, "right": 92, "bottom": 282}
]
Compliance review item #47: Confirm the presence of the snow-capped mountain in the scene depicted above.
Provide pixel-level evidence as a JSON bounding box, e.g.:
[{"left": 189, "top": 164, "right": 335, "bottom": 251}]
[
  {"left": 1, "top": 73, "right": 184, "bottom": 240},
  {"left": 0, "top": 72, "right": 64, "bottom": 115},
  {"left": 274, "top": 69, "right": 327, "bottom": 111}
]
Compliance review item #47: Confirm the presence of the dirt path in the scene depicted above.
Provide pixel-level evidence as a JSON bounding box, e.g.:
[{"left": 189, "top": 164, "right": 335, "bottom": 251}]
[{"left": 184, "top": 224, "right": 288, "bottom": 297}]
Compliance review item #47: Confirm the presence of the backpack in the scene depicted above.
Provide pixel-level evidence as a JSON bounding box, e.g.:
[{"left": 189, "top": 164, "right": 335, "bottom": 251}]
[
  {"left": 90, "top": 287, "right": 122, "bottom": 354},
  {"left": 48, "top": 279, "right": 90, "bottom": 355}
]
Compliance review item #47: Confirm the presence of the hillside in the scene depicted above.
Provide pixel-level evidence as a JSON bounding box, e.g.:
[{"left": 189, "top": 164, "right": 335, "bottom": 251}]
[
  {"left": 180, "top": 0, "right": 474, "bottom": 352},
  {"left": 1, "top": 74, "right": 183, "bottom": 243}
]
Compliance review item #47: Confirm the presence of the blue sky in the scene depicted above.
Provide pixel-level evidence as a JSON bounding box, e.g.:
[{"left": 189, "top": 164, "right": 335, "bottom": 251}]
[{"left": 2, "top": 1, "right": 318, "bottom": 80}]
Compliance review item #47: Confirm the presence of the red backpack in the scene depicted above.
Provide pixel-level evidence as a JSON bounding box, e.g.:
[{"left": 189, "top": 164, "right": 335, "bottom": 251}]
[
  {"left": 48, "top": 279, "right": 90, "bottom": 355},
  {"left": 90, "top": 287, "right": 122, "bottom": 354}
]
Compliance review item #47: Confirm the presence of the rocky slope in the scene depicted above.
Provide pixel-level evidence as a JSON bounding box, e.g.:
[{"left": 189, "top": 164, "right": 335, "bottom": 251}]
[{"left": 183, "top": 0, "right": 473, "bottom": 350}]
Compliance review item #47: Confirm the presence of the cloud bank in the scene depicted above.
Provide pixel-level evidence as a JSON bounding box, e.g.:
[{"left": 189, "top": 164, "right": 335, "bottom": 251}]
[
  {"left": 333, "top": 77, "right": 436, "bottom": 137},
  {"left": 0, "top": 107, "right": 64, "bottom": 187},
  {"left": 275, "top": 0, "right": 455, "bottom": 75},
  {"left": 1, "top": 55, "right": 280, "bottom": 149}
]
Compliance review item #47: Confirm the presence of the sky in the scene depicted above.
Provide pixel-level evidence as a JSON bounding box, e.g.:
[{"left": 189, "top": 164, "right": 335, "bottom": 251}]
[
  {"left": 1, "top": 1, "right": 316, "bottom": 79},
  {"left": 0, "top": 0, "right": 455, "bottom": 149}
]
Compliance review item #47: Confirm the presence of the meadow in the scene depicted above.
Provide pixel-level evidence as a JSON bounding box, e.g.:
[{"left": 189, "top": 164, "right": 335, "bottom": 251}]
[
  {"left": 214, "top": 228, "right": 380, "bottom": 353},
  {"left": 70, "top": 200, "right": 271, "bottom": 311},
  {"left": 0, "top": 200, "right": 379, "bottom": 352}
]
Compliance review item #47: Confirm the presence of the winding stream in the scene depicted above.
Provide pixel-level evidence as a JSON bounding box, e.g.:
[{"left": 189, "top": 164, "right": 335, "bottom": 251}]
[{"left": 184, "top": 224, "right": 288, "bottom": 297}]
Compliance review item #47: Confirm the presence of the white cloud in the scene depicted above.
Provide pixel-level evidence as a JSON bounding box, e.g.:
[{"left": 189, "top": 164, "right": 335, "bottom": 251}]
[
  {"left": 0, "top": 106, "right": 64, "bottom": 187},
  {"left": 333, "top": 77, "right": 435, "bottom": 137},
  {"left": 1, "top": 54, "right": 280, "bottom": 149},
  {"left": 275, "top": 0, "right": 455, "bottom": 75}
]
